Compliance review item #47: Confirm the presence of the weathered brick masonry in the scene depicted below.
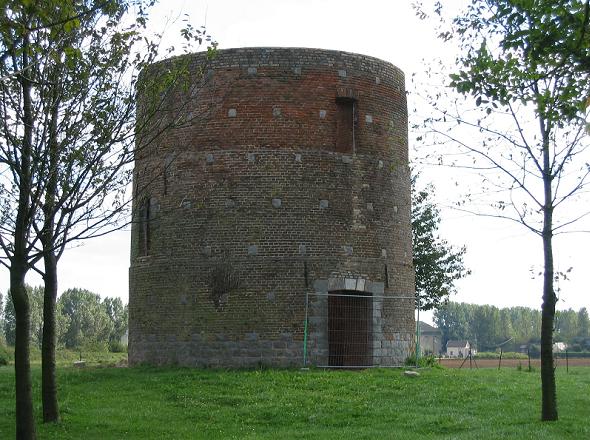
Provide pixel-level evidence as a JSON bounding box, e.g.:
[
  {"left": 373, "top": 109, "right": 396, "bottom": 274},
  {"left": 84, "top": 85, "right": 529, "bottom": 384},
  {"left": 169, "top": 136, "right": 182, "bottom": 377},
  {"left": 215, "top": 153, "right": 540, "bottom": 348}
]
[{"left": 129, "top": 47, "right": 415, "bottom": 367}]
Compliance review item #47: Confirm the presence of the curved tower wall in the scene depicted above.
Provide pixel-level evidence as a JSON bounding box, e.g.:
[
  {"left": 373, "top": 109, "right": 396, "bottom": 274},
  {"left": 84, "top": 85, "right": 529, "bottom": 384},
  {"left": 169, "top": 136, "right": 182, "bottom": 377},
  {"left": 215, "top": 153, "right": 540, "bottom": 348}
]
[{"left": 129, "top": 47, "right": 415, "bottom": 367}]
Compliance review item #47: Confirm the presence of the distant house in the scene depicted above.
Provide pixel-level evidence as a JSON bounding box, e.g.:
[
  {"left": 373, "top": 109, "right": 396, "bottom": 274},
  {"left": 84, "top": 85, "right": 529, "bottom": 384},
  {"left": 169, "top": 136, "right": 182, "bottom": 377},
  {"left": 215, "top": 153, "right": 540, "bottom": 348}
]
[
  {"left": 553, "top": 342, "right": 567, "bottom": 352},
  {"left": 418, "top": 322, "right": 443, "bottom": 356},
  {"left": 446, "top": 340, "right": 472, "bottom": 358}
]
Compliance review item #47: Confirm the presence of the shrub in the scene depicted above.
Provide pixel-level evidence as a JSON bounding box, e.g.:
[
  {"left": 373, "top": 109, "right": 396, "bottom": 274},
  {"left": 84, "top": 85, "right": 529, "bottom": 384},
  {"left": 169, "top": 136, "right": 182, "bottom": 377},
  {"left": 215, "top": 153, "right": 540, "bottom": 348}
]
[
  {"left": 0, "top": 344, "right": 11, "bottom": 366},
  {"left": 109, "top": 340, "right": 127, "bottom": 353},
  {"left": 476, "top": 351, "right": 527, "bottom": 360},
  {"left": 405, "top": 354, "right": 440, "bottom": 368}
]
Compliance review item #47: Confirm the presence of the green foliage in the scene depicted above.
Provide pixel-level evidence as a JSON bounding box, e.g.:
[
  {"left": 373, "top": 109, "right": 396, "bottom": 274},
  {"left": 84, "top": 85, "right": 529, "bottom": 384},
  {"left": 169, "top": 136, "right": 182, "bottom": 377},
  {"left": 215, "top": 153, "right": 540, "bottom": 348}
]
[
  {"left": 0, "top": 343, "right": 9, "bottom": 366},
  {"left": 3, "top": 286, "right": 49, "bottom": 347},
  {"left": 103, "top": 297, "right": 128, "bottom": 344},
  {"left": 108, "top": 340, "right": 127, "bottom": 353},
  {"left": 2, "top": 286, "right": 127, "bottom": 350},
  {"left": 475, "top": 351, "right": 527, "bottom": 360},
  {"left": 435, "top": 302, "right": 590, "bottom": 353},
  {"left": 412, "top": 174, "right": 470, "bottom": 311},
  {"left": 448, "top": 0, "right": 589, "bottom": 123},
  {"left": 59, "top": 288, "right": 114, "bottom": 349},
  {"left": 405, "top": 353, "right": 441, "bottom": 368}
]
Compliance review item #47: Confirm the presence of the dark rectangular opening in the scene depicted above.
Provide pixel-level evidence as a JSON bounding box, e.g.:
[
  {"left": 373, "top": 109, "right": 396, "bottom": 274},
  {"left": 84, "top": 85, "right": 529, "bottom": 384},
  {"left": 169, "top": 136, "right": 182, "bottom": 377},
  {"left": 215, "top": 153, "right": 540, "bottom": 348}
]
[
  {"left": 328, "top": 290, "right": 373, "bottom": 367},
  {"left": 335, "top": 98, "right": 355, "bottom": 153},
  {"left": 138, "top": 197, "right": 151, "bottom": 256}
]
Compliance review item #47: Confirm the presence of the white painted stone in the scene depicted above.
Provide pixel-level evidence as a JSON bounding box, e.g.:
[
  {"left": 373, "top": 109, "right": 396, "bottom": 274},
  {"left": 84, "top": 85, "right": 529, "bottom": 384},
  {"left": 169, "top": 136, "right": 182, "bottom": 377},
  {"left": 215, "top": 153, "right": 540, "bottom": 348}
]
[
  {"left": 345, "top": 278, "right": 356, "bottom": 290},
  {"left": 228, "top": 108, "right": 237, "bottom": 117},
  {"left": 338, "top": 69, "right": 347, "bottom": 77},
  {"left": 319, "top": 110, "right": 327, "bottom": 119},
  {"left": 356, "top": 278, "right": 366, "bottom": 291},
  {"left": 366, "top": 114, "right": 373, "bottom": 123}
]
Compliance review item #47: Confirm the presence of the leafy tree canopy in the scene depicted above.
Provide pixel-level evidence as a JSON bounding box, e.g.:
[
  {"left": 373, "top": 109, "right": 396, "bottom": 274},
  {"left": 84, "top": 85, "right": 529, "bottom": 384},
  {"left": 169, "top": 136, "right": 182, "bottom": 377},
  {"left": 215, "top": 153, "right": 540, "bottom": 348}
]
[{"left": 412, "top": 174, "right": 470, "bottom": 311}]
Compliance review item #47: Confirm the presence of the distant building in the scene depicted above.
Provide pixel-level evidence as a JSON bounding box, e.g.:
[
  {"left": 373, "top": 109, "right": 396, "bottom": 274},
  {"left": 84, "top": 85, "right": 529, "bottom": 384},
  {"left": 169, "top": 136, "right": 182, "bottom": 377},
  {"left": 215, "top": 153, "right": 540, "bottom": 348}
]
[
  {"left": 553, "top": 342, "right": 567, "bottom": 352},
  {"left": 418, "top": 322, "right": 442, "bottom": 356},
  {"left": 446, "top": 340, "right": 472, "bottom": 358}
]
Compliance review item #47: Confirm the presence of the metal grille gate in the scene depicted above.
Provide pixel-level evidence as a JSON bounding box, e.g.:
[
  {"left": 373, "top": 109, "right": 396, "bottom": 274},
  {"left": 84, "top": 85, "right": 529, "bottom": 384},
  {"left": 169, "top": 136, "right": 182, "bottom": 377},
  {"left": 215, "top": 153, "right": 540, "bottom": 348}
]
[{"left": 303, "top": 291, "right": 415, "bottom": 368}]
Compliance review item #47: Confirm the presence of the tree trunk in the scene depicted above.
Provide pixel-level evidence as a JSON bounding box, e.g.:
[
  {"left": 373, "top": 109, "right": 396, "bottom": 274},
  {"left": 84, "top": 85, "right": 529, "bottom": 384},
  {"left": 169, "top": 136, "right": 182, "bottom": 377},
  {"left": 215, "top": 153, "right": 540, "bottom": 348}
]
[
  {"left": 41, "top": 57, "right": 61, "bottom": 424},
  {"left": 540, "top": 121, "right": 558, "bottom": 421},
  {"left": 11, "top": 27, "right": 37, "bottom": 440},
  {"left": 10, "top": 266, "right": 37, "bottom": 440},
  {"left": 540, "top": 215, "right": 558, "bottom": 421},
  {"left": 42, "top": 250, "right": 59, "bottom": 423}
]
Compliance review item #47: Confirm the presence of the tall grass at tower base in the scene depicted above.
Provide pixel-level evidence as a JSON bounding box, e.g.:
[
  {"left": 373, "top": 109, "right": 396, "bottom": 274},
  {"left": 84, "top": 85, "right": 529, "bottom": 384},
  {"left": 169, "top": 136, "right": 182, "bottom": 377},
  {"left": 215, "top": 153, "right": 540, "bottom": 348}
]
[{"left": 0, "top": 365, "right": 588, "bottom": 439}]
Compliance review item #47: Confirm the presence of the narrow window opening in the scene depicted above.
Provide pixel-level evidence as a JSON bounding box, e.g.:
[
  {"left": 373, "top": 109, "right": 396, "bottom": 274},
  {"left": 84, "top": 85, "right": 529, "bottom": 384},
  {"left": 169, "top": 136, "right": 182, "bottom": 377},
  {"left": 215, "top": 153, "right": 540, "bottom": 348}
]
[
  {"left": 139, "top": 197, "right": 151, "bottom": 256},
  {"left": 335, "top": 97, "right": 356, "bottom": 153}
]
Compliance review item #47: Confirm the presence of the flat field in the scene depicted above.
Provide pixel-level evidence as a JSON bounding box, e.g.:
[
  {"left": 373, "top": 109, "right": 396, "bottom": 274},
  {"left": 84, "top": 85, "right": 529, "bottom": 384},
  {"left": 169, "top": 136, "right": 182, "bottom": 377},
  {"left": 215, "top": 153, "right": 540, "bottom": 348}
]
[{"left": 0, "top": 363, "right": 589, "bottom": 439}]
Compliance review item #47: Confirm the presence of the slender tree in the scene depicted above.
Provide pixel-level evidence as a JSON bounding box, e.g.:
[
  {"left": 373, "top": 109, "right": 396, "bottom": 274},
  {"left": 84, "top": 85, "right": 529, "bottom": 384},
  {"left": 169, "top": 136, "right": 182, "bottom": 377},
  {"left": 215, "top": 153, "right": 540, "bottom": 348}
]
[
  {"left": 415, "top": 0, "right": 590, "bottom": 420},
  {"left": 0, "top": 0, "right": 215, "bottom": 434}
]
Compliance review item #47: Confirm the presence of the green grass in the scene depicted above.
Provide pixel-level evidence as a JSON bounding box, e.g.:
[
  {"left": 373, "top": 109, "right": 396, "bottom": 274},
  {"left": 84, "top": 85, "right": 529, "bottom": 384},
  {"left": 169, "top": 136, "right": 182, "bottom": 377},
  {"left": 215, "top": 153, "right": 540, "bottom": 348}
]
[
  {"left": 2, "top": 346, "right": 127, "bottom": 367},
  {"left": 0, "top": 364, "right": 589, "bottom": 439}
]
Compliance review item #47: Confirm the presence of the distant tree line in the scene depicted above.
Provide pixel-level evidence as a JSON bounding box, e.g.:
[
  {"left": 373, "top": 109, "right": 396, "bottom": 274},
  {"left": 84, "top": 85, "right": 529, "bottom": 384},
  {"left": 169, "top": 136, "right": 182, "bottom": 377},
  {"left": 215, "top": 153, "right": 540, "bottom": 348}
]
[
  {"left": 1, "top": 288, "right": 127, "bottom": 352},
  {"left": 434, "top": 302, "right": 590, "bottom": 353}
]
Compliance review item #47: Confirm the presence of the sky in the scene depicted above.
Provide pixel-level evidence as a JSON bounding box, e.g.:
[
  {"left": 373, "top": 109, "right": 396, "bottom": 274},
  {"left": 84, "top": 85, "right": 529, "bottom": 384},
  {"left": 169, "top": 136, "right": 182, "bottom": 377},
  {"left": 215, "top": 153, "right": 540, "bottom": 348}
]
[{"left": 0, "top": 0, "right": 588, "bottom": 320}]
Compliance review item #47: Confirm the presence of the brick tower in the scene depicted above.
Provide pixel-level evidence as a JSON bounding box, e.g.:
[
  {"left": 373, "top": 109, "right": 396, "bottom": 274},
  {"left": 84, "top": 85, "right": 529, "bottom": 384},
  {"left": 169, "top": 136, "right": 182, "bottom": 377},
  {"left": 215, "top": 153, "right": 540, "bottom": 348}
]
[{"left": 129, "top": 48, "right": 415, "bottom": 367}]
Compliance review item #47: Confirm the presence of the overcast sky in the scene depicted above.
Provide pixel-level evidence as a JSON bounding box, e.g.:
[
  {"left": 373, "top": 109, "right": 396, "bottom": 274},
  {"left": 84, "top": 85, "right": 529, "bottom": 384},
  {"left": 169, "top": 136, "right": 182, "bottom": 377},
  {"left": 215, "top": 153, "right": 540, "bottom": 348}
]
[{"left": 1, "top": 0, "right": 588, "bottom": 320}]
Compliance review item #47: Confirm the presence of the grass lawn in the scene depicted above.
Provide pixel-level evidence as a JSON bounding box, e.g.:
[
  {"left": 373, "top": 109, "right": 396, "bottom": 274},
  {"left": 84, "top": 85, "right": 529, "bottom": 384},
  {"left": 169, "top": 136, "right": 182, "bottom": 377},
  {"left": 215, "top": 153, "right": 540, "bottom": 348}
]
[{"left": 0, "top": 363, "right": 589, "bottom": 439}]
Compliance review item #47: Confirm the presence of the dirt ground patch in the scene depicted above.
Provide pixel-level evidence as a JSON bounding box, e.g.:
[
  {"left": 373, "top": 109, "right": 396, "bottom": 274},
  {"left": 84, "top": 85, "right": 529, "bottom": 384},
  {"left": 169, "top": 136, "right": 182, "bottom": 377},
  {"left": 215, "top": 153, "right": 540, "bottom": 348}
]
[{"left": 438, "top": 357, "right": 590, "bottom": 369}]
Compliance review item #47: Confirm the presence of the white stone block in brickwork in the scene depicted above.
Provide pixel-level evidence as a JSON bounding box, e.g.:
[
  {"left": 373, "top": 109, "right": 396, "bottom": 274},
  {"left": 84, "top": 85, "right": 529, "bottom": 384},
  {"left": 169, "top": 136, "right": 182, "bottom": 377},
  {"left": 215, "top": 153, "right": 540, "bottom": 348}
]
[
  {"left": 356, "top": 278, "right": 366, "bottom": 291},
  {"left": 319, "top": 199, "right": 329, "bottom": 209},
  {"left": 272, "top": 107, "right": 281, "bottom": 117},
  {"left": 365, "top": 114, "right": 373, "bottom": 123},
  {"left": 338, "top": 69, "right": 347, "bottom": 78},
  {"left": 228, "top": 108, "right": 237, "bottom": 117},
  {"left": 345, "top": 278, "right": 356, "bottom": 290},
  {"left": 319, "top": 110, "right": 326, "bottom": 119},
  {"left": 272, "top": 198, "right": 282, "bottom": 208},
  {"left": 248, "top": 245, "right": 258, "bottom": 256},
  {"left": 294, "top": 153, "right": 302, "bottom": 162},
  {"left": 378, "top": 160, "right": 384, "bottom": 169},
  {"left": 247, "top": 67, "right": 257, "bottom": 75}
]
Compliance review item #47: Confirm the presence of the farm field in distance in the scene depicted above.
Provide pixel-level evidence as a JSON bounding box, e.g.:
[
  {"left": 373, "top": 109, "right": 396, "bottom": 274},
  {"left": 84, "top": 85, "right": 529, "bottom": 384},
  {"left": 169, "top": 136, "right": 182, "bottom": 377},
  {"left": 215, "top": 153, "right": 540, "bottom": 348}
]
[{"left": 0, "top": 361, "right": 589, "bottom": 439}]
